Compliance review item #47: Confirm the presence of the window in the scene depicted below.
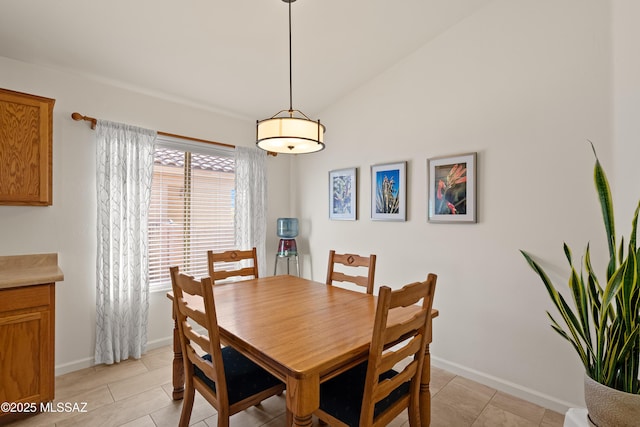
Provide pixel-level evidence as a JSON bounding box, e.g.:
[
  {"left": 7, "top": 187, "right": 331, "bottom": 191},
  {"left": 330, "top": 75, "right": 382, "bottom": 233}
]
[{"left": 148, "top": 135, "right": 235, "bottom": 291}]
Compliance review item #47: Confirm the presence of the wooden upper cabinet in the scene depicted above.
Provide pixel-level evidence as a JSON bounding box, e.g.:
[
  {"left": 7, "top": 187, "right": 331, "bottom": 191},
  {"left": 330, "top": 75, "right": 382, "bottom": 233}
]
[{"left": 0, "top": 88, "right": 55, "bottom": 206}]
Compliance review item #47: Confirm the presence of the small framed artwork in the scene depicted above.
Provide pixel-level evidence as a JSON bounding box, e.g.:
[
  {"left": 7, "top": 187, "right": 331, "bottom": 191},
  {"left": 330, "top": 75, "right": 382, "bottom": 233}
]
[
  {"left": 427, "top": 152, "right": 477, "bottom": 223},
  {"left": 329, "top": 167, "right": 357, "bottom": 220},
  {"left": 371, "top": 161, "right": 407, "bottom": 221}
]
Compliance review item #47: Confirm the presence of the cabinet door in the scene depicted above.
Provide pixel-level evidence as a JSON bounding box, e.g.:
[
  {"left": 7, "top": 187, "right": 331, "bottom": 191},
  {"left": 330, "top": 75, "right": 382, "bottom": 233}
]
[
  {"left": 0, "top": 88, "right": 55, "bottom": 206},
  {"left": 0, "top": 284, "right": 54, "bottom": 407},
  {"left": 0, "top": 311, "right": 52, "bottom": 403}
]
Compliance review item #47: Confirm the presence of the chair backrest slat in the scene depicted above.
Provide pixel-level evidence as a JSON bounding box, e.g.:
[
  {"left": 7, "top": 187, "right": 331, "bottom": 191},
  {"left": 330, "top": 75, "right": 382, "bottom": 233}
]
[
  {"left": 378, "top": 335, "right": 422, "bottom": 373},
  {"left": 326, "top": 250, "right": 377, "bottom": 294},
  {"left": 384, "top": 314, "right": 427, "bottom": 344},
  {"left": 331, "top": 252, "right": 372, "bottom": 267},
  {"left": 208, "top": 248, "right": 259, "bottom": 284},
  {"left": 213, "top": 266, "right": 258, "bottom": 281}
]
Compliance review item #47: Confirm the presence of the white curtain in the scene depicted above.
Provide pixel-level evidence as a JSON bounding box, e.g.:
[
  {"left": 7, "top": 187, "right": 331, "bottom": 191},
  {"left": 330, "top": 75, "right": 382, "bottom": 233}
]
[
  {"left": 95, "top": 120, "right": 157, "bottom": 364},
  {"left": 234, "top": 146, "right": 268, "bottom": 276}
]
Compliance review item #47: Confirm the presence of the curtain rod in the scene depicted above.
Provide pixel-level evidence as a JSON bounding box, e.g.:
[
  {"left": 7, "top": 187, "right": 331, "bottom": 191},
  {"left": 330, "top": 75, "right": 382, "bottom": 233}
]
[{"left": 70, "top": 112, "right": 276, "bottom": 155}]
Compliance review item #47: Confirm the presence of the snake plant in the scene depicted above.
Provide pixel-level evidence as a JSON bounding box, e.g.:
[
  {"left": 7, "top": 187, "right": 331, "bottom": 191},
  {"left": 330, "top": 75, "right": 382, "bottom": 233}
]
[{"left": 521, "top": 142, "right": 640, "bottom": 394}]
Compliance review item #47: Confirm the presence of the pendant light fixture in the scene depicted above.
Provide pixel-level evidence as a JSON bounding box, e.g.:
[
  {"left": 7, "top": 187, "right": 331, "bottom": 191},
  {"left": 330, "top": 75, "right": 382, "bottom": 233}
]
[{"left": 256, "top": 0, "right": 325, "bottom": 154}]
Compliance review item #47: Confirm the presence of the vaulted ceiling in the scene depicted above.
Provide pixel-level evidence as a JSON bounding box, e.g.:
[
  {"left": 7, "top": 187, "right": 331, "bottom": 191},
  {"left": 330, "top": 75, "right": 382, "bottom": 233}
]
[{"left": 0, "top": 0, "right": 493, "bottom": 120}]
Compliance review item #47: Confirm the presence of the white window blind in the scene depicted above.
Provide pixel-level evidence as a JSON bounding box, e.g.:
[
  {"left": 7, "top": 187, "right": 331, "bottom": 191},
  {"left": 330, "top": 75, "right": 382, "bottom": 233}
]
[{"left": 148, "top": 136, "right": 235, "bottom": 291}]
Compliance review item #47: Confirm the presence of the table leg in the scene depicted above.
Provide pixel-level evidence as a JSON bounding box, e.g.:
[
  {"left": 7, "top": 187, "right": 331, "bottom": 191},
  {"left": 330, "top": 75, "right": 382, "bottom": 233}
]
[
  {"left": 171, "top": 314, "right": 185, "bottom": 400},
  {"left": 292, "top": 414, "right": 313, "bottom": 427},
  {"left": 286, "top": 375, "right": 319, "bottom": 427}
]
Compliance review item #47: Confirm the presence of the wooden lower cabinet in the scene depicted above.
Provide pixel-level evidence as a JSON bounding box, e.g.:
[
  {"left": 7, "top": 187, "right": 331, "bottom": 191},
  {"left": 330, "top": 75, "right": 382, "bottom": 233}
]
[{"left": 0, "top": 283, "right": 55, "bottom": 421}]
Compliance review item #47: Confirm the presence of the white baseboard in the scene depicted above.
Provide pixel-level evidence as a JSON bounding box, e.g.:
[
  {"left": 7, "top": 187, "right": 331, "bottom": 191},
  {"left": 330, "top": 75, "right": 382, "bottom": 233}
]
[
  {"left": 431, "top": 355, "right": 579, "bottom": 414},
  {"left": 146, "top": 336, "right": 173, "bottom": 351},
  {"left": 54, "top": 336, "right": 174, "bottom": 376},
  {"left": 55, "top": 356, "right": 94, "bottom": 376}
]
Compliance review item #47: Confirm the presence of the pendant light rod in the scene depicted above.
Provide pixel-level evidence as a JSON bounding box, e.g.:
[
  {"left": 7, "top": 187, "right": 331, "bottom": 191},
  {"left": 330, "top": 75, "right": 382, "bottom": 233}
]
[{"left": 288, "top": 0, "right": 293, "bottom": 113}]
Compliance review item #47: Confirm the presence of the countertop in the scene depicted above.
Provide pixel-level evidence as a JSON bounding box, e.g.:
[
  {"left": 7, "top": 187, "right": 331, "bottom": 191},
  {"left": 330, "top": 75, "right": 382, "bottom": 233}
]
[{"left": 0, "top": 253, "right": 64, "bottom": 290}]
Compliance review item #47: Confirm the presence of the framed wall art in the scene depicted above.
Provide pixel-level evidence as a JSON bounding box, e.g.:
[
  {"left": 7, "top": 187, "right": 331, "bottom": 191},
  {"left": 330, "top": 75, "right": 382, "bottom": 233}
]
[
  {"left": 427, "top": 152, "right": 477, "bottom": 223},
  {"left": 329, "top": 167, "right": 357, "bottom": 220},
  {"left": 371, "top": 161, "right": 406, "bottom": 221}
]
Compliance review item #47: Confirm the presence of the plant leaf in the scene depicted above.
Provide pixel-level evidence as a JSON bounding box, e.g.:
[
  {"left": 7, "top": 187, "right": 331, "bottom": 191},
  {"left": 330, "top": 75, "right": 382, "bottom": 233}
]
[
  {"left": 590, "top": 141, "right": 617, "bottom": 277},
  {"left": 521, "top": 250, "right": 590, "bottom": 368}
]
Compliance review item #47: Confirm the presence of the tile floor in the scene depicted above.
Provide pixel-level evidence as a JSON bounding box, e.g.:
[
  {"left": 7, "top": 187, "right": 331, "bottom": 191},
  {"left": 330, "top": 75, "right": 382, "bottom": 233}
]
[{"left": 5, "top": 345, "right": 565, "bottom": 427}]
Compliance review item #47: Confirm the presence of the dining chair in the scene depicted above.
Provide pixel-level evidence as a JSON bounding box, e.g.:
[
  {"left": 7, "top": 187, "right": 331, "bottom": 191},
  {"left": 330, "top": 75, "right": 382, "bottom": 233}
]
[
  {"left": 326, "top": 250, "right": 377, "bottom": 294},
  {"left": 207, "top": 247, "right": 258, "bottom": 284},
  {"left": 314, "top": 274, "right": 437, "bottom": 427},
  {"left": 169, "top": 266, "right": 285, "bottom": 427}
]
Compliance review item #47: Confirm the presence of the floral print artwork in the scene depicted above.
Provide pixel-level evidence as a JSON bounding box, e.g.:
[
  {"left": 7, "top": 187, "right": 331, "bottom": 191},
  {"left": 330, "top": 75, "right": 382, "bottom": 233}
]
[{"left": 435, "top": 162, "right": 467, "bottom": 215}]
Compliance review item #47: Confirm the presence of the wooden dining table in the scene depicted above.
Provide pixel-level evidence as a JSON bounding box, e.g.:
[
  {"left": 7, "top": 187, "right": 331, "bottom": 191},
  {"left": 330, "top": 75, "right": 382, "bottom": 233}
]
[{"left": 167, "top": 275, "right": 438, "bottom": 427}]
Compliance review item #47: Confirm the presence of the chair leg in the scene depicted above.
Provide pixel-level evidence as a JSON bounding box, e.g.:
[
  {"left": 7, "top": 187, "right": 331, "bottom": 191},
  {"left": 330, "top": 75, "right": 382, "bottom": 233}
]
[
  {"left": 408, "top": 397, "right": 420, "bottom": 427},
  {"left": 217, "top": 407, "right": 230, "bottom": 427},
  {"left": 178, "top": 386, "right": 196, "bottom": 427}
]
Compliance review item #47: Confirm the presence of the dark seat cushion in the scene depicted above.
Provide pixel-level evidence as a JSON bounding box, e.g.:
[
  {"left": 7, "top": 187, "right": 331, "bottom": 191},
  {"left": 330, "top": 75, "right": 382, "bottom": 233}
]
[
  {"left": 193, "top": 346, "right": 282, "bottom": 405},
  {"left": 319, "top": 361, "right": 410, "bottom": 427}
]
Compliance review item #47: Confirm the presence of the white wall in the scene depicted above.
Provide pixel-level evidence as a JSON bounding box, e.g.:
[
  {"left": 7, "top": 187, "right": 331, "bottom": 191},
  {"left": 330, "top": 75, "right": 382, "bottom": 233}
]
[
  {"left": 295, "top": 0, "right": 614, "bottom": 412},
  {"left": 2, "top": 0, "right": 636, "bottom": 415},
  {"left": 0, "top": 56, "right": 290, "bottom": 374},
  {"left": 613, "top": 0, "right": 640, "bottom": 226}
]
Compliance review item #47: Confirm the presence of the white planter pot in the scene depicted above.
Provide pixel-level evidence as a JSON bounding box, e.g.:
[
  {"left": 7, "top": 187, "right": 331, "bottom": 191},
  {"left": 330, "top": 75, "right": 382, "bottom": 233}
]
[{"left": 584, "top": 373, "right": 640, "bottom": 427}]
